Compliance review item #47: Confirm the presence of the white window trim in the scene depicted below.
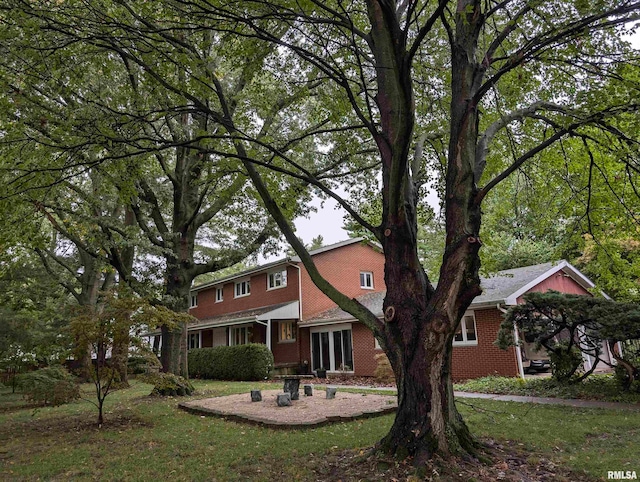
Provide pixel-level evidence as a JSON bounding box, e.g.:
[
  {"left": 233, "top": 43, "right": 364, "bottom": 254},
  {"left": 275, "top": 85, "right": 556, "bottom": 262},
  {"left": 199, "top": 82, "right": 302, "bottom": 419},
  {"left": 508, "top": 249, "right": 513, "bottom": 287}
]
[
  {"left": 215, "top": 286, "right": 224, "bottom": 303},
  {"left": 234, "top": 279, "right": 251, "bottom": 298},
  {"left": 309, "top": 323, "right": 355, "bottom": 373},
  {"left": 360, "top": 271, "right": 374, "bottom": 290},
  {"left": 190, "top": 293, "right": 198, "bottom": 308},
  {"left": 453, "top": 312, "right": 478, "bottom": 346},
  {"left": 267, "top": 269, "right": 288, "bottom": 291},
  {"left": 278, "top": 320, "right": 296, "bottom": 343}
]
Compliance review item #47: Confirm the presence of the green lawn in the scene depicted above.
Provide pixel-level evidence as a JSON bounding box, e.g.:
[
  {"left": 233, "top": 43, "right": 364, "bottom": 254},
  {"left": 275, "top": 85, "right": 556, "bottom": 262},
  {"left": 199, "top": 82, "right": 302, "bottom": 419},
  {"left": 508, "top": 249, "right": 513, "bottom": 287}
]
[
  {"left": 1, "top": 379, "right": 638, "bottom": 481},
  {"left": 454, "top": 374, "right": 640, "bottom": 404}
]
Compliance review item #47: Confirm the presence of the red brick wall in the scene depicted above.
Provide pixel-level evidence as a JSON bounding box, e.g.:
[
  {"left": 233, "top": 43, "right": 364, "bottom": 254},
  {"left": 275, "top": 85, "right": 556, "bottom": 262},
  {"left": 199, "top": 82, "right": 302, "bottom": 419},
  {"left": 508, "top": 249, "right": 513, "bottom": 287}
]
[
  {"left": 189, "top": 265, "right": 299, "bottom": 319},
  {"left": 518, "top": 269, "right": 591, "bottom": 302},
  {"left": 271, "top": 321, "right": 300, "bottom": 364},
  {"left": 299, "top": 242, "right": 386, "bottom": 319},
  {"left": 352, "top": 323, "right": 379, "bottom": 376},
  {"left": 451, "top": 308, "right": 519, "bottom": 381},
  {"left": 299, "top": 326, "right": 311, "bottom": 365}
]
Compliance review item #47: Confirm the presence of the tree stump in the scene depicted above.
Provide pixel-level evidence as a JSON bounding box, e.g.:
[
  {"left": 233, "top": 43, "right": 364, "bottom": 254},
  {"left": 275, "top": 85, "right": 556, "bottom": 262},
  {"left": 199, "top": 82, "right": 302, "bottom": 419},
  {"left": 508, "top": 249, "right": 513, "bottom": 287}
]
[
  {"left": 326, "top": 386, "right": 337, "bottom": 399},
  {"left": 276, "top": 392, "right": 291, "bottom": 406},
  {"left": 250, "top": 390, "right": 262, "bottom": 402}
]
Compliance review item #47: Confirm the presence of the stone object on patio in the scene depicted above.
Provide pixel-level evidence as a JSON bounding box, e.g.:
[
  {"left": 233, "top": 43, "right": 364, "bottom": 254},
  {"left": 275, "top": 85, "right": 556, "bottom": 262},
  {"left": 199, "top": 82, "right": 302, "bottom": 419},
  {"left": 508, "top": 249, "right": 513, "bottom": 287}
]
[
  {"left": 303, "top": 384, "right": 313, "bottom": 396},
  {"left": 276, "top": 392, "right": 292, "bottom": 407},
  {"left": 326, "top": 386, "right": 337, "bottom": 399},
  {"left": 275, "top": 374, "right": 314, "bottom": 401},
  {"left": 250, "top": 390, "right": 262, "bottom": 402}
]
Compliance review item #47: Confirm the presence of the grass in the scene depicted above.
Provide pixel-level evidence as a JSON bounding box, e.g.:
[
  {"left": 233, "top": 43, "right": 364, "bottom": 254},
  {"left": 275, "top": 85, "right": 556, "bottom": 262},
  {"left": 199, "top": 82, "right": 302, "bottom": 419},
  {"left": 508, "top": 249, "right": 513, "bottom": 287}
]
[
  {"left": 454, "top": 374, "right": 640, "bottom": 404},
  {"left": 1, "top": 378, "right": 639, "bottom": 480}
]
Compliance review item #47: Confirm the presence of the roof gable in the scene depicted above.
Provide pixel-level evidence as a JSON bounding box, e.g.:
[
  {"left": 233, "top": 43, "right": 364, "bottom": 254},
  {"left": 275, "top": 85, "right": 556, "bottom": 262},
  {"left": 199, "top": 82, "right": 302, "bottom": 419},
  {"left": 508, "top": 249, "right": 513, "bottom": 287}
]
[{"left": 301, "top": 260, "right": 599, "bottom": 323}]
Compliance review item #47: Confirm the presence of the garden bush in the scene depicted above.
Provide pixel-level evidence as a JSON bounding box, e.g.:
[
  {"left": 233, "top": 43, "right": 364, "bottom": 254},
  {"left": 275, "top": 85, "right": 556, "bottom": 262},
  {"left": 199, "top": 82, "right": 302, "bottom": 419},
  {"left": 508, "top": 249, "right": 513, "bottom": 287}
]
[
  {"left": 549, "top": 342, "right": 584, "bottom": 383},
  {"left": 188, "top": 344, "right": 273, "bottom": 381},
  {"left": 127, "top": 353, "right": 162, "bottom": 375},
  {"left": 142, "top": 372, "right": 194, "bottom": 396},
  {"left": 373, "top": 353, "right": 394, "bottom": 382},
  {"left": 614, "top": 340, "right": 640, "bottom": 392},
  {"left": 17, "top": 366, "right": 80, "bottom": 406}
]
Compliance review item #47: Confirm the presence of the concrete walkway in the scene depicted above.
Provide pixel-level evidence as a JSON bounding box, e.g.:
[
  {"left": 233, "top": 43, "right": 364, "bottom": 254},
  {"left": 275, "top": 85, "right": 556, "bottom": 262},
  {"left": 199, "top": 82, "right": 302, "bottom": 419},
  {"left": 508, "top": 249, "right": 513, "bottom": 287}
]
[{"left": 326, "top": 384, "right": 640, "bottom": 411}]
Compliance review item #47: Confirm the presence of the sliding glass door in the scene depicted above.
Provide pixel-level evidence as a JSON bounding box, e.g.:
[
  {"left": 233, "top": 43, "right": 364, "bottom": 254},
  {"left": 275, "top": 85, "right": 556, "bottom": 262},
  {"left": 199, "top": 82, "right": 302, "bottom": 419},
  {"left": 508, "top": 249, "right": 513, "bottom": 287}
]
[{"left": 310, "top": 324, "right": 354, "bottom": 372}]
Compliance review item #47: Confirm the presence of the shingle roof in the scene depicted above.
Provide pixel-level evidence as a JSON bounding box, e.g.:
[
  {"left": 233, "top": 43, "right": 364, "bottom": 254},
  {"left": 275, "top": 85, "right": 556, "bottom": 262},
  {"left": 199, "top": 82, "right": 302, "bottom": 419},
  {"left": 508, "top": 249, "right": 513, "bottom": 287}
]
[
  {"left": 472, "top": 261, "right": 558, "bottom": 306},
  {"left": 300, "top": 260, "right": 579, "bottom": 325}
]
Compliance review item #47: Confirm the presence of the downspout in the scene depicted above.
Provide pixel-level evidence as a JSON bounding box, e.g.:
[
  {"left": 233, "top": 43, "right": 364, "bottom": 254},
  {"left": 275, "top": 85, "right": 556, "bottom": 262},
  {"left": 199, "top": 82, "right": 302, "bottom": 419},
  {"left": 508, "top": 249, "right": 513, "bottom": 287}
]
[{"left": 498, "top": 304, "right": 525, "bottom": 380}]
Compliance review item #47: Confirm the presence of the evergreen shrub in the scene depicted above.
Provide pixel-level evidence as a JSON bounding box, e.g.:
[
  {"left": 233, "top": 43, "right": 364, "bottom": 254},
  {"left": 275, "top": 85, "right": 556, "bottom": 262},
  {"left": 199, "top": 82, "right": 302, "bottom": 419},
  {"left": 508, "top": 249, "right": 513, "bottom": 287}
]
[
  {"left": 143, "top": 372, "right": 194, "bottom": 396},
  {"left": 17, "top": 366, "right": 80, "bottom": 406},
  {"left": 188, "top": 344, "right": 273, "bottom": 380}
]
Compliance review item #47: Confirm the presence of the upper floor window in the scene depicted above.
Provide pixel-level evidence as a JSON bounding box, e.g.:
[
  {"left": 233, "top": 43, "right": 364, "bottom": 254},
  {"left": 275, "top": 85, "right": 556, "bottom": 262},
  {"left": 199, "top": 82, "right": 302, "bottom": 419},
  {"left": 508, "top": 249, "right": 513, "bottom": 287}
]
[
  {"left": 268, "top": 269, "right": 287, "bottom": 290},
  {"left": 190, "top": 293, "right": 198, "bottom": 308},
  {"left": 215, "top": 287, "right": 223, "bottom": 303},
  {"left": 360, "top": 271, "right": 374, "bottom": 289},
  {"left": 279, "top": 320, "right": 297, "bottom": 342},
  {"left": 453, "top": 313, "right": 477, "bottom": 346},
  {"left": 234, "top": 279, "right": 251, "bottom": 298}
]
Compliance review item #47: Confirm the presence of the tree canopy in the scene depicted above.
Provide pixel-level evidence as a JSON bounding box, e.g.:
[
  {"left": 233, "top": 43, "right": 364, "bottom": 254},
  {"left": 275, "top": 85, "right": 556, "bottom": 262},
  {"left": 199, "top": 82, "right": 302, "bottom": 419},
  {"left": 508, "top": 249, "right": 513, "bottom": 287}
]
[{"left": 1, "top": 0, "right": 639, "bottom": 462}]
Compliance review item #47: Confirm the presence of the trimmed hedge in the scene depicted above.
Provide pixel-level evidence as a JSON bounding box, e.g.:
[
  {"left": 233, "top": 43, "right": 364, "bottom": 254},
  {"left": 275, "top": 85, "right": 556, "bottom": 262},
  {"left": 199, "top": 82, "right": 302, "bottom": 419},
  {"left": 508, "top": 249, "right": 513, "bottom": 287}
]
[{"left": 188, "top": 344, "right": 274, "bottom": 381}]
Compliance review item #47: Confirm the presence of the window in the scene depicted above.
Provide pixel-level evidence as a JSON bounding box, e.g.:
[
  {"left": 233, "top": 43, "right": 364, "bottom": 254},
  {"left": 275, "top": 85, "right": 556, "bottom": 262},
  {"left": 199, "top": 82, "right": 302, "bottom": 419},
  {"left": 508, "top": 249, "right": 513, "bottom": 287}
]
[
  {"left": 360, "top": 271, "right": 374, "bottom": 289},
  {"left": 231, "top": 325, "right": 251, "bottom": 345},
  {"left": 234, "top": 279, "right": 251, "bottom": 298},
  {"left": 279, "top": 320, "right": 296, "bottom": 342},
  {"left": 190, "top": 293, "right": 198, "bottom": 308},
  {"left": 215, "top": 287, "right": 223, "bottom": 303},
  {"left": 453, "top": 313, "right": 478, "bottom": 346},
  {"left": 310, "top": 324, "right": 354, "bottom": 372},
  {"left": 268, "top": 269, "right": 287, "bottom": 290},
  {"left": 188, "top": 332, "right": 201, "bottom": 350}
]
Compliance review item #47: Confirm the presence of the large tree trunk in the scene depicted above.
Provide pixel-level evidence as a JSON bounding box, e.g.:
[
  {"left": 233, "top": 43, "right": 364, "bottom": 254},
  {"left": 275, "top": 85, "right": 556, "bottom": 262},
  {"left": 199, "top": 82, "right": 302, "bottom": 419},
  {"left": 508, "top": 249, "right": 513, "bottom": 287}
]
[
  {"left": 160, "top": 325, "right": 183, "bottom": 375},
  {"left": 160, "top": 261, "right": 191, "bottom": 377},
  {"left": 380, "top": 329, "right": 477, "bottom": 460}
]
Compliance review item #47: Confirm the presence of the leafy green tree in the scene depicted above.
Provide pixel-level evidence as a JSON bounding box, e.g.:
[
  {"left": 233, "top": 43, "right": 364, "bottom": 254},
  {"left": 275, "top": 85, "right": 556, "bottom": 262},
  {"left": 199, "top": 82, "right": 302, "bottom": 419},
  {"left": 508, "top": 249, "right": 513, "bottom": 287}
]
[
  {"left": 198, "top": 1, "right": 640, "bottom": 460},
  {"left": 498, "top": 291, "right": 640, "bottom": 386},
  {"left": 0, "top": 251, "right": 73, "bottom": 390},
  {"left": 3, "top": 0, "right": 639, "bottom": 461},
  {"left": 0, "top": 4, "right": 313, "bottom": 375}
]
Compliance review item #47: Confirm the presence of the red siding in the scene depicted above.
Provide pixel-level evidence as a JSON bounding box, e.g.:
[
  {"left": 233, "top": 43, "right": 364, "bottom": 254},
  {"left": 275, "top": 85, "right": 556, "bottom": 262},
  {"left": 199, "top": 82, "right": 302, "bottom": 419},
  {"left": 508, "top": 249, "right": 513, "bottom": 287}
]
[
  {"left": 189, "top": 265, "right": 299, "bottom": 319},
  {"left": 451, "top": 308, "right": 519, "bottom": 381},
  {"left": 300, "top": 243, "right": 386, "bottom": 319},
  {"left": 517, "top": 269, "right": 591, "bottom": 302}
]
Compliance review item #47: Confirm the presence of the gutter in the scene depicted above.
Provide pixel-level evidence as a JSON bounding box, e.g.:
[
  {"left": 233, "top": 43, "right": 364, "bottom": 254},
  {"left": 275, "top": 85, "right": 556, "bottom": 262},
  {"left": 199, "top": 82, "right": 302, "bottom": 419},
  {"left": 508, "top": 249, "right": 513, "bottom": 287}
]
[{"left": 498, "top": 303, "right": 525, "bottom": 380}]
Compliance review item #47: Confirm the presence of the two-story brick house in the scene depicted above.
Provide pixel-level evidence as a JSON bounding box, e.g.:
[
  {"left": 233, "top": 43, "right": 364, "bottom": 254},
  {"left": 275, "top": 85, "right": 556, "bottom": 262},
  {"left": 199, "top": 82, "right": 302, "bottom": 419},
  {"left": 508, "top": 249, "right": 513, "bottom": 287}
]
[
  {"left": 187, "top": 238, "right": 386, "bottom": 375},
  {"left": 187, "top": 238, "right": 609, "bottom": 380}
]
